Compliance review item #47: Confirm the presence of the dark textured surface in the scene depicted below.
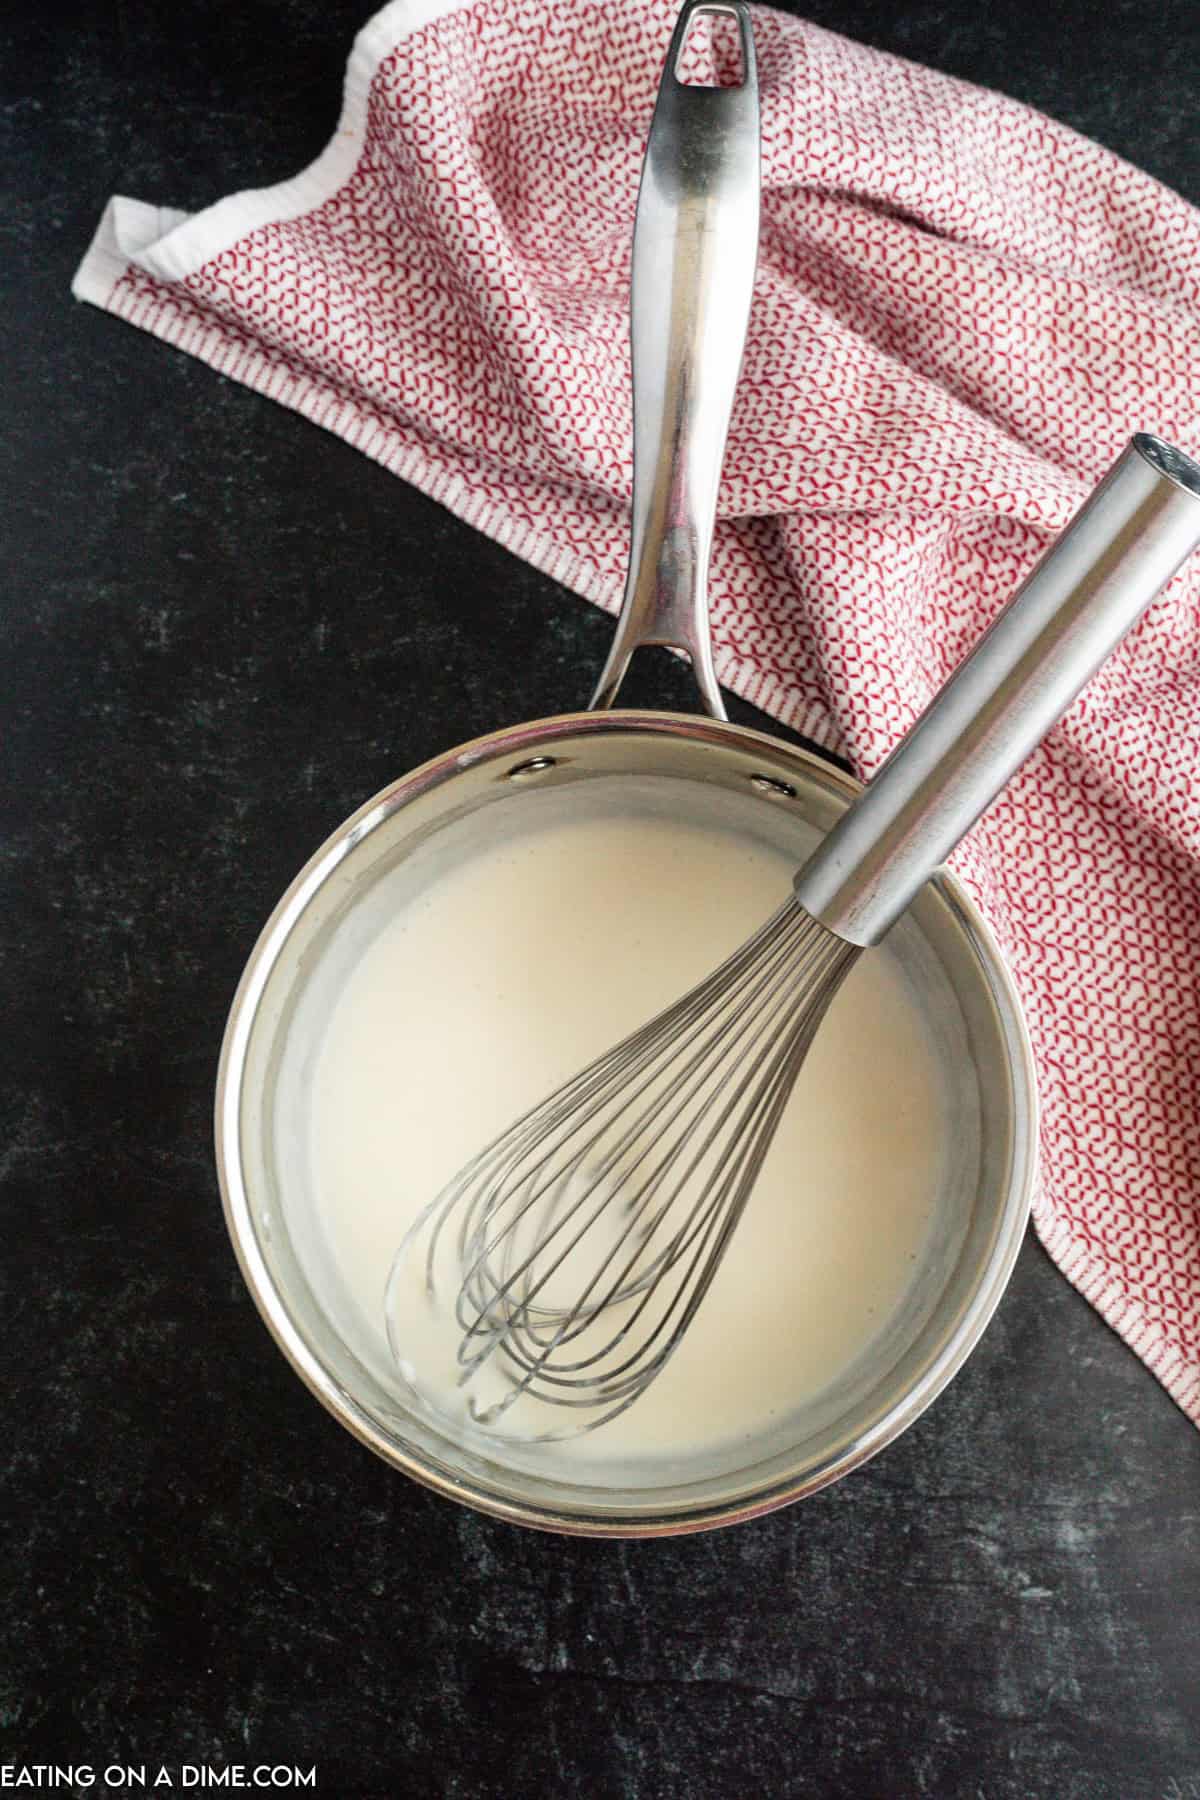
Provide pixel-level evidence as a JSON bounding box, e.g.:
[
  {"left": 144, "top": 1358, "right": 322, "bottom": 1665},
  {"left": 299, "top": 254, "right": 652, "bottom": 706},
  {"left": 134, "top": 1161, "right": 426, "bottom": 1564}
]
[{"left": 4, "top": 1, "right": 1200, "bottom": 1794}]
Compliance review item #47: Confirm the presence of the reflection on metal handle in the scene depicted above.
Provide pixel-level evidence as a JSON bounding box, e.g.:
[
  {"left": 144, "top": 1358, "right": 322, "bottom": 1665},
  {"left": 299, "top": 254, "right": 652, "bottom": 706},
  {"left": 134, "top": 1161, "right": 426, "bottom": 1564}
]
[
  {"left": 794, "top": 434, "right": 1200, "bottom": 946},
  {"left": 589, "top": 0, "right": 760, "bottom": 719}
]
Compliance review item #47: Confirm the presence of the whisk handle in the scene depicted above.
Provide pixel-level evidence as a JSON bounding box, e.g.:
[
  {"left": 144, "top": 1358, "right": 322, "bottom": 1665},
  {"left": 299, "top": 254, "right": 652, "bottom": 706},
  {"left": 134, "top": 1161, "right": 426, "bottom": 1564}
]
[
  {"left": 794, "top": 435, "right": 1200, "bottom": 947},
  {"left": 589, "top": 0, "right": 760, "bottom": 720}
]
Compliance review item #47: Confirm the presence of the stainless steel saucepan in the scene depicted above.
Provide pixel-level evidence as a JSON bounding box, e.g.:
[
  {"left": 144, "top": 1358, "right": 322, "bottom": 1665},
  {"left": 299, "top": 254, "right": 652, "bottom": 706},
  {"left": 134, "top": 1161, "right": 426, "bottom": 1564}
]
[{"left": 216, "top": 0, "right": 1046, "bottom": 1535}]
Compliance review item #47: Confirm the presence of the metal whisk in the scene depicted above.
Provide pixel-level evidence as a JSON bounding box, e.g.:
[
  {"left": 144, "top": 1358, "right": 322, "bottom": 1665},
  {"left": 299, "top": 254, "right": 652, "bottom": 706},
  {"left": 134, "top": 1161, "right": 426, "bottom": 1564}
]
[
  {"left": 389, "top": 901, "right": 855, "bottom": 1435},
  {"left": 384, "top": 0, "right": 1200, "bottom": 1440},
  {"left": 386, "top": 429, "right": 1200, "bottom": 1440}
]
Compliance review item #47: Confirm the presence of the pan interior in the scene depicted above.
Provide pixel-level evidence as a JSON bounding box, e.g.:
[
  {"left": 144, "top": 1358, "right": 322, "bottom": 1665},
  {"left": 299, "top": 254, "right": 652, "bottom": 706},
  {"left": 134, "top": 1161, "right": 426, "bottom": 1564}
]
[{"left": 229, "top": 721, "right": 1029, "bottom": 1528}]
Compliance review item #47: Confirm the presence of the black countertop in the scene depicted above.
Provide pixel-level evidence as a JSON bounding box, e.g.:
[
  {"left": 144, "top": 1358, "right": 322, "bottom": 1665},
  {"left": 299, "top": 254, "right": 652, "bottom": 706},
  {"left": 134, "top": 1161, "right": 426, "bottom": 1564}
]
[{"left": 4, "top": 2, "right": 1199, "bottom": 1794}]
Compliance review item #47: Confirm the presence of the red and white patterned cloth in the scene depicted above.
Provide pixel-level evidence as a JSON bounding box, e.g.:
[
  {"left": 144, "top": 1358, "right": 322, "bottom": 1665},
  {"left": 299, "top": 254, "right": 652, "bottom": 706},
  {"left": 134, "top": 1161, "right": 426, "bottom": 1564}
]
[{"left": 75, "top": 0, "right": 1200, "bottom": 1423}]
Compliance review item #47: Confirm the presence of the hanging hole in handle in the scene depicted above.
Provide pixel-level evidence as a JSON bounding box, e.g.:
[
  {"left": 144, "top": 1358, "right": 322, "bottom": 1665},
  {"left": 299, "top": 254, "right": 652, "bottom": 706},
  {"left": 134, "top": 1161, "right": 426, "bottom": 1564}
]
[{"left": 674, "top": 5, "right": 746, "bottom": 88}]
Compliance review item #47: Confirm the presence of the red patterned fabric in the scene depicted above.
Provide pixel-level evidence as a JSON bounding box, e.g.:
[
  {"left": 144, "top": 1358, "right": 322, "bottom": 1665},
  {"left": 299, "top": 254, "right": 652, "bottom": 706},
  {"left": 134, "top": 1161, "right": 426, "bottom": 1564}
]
[{"left": 74, "top": 0, "right": 1200, "bottom": 1421}]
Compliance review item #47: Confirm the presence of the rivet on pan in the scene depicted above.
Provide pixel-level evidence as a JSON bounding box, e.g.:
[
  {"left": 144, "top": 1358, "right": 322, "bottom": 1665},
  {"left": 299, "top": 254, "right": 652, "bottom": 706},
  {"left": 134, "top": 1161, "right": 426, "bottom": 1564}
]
[
  {"left": 506, "top": 756, "right": 559, "bottom": 782},
  {"left": 748, "top": 774, "right": 797, "bottom": 800}
]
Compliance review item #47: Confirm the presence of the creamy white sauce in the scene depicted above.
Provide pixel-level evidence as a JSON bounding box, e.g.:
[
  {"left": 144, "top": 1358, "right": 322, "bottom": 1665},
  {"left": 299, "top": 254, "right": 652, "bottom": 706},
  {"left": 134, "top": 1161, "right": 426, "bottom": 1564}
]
[{"left": 304, "top": 792, "right": 946, "bottom": 1475}]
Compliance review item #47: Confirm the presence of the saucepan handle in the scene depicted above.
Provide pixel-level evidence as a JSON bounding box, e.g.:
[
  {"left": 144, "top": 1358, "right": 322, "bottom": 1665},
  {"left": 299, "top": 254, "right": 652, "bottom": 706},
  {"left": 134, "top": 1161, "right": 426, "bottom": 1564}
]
[{"left": 589, "top": 0, "right": 761, "bottom": 718}]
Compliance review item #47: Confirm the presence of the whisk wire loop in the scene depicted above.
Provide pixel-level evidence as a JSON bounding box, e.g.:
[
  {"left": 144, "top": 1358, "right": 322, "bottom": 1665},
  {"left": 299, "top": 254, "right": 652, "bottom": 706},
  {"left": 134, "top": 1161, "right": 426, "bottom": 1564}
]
[
  {"left": 457, "top": 899, "right": 820, "bottom": 1346},
  {"left": 386, "top": 897, "right": 858, "bottom": 1438}
]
